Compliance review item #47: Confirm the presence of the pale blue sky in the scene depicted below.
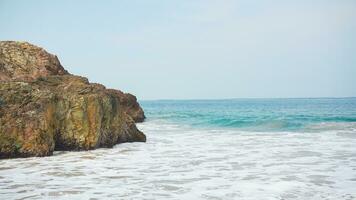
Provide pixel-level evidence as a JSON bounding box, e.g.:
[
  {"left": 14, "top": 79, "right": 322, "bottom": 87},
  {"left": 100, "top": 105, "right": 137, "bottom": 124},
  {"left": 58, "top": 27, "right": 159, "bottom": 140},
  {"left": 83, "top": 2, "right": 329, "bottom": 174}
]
[{"left": 1, "top": 0, "right": 355, "bottom": 100}]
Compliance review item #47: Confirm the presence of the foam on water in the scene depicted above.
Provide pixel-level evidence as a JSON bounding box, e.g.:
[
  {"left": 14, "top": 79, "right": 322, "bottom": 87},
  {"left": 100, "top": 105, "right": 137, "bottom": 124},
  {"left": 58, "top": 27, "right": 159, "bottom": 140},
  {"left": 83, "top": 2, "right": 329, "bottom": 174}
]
[{"left": 1, "top": 120, "right": 356, "bottom": 200}]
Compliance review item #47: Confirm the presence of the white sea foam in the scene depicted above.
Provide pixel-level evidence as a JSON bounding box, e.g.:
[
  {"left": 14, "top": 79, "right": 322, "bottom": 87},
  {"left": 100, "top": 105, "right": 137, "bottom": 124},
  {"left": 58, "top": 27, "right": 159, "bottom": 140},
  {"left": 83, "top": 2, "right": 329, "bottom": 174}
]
[{"left": 0, "top": 120, "right": 356, "bottom": 200}]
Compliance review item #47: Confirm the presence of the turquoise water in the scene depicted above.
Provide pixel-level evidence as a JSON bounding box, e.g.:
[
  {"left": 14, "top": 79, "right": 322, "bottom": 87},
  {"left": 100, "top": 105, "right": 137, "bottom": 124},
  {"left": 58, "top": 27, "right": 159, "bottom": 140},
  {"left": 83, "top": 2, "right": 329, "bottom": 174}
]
[
  {"left": 1, "top": 98, "right": 356, "bottom": 199},
  {"left": 141, "top": 98, "right": 356, "bottom": 131}
]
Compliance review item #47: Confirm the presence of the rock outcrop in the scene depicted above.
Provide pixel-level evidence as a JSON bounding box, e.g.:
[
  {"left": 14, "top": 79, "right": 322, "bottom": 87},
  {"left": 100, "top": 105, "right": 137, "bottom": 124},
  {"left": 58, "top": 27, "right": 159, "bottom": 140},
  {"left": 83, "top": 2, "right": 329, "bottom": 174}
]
[
  {"left": 0, "top": 41, "right": 68, "bottom": 81},
  {"left": 0, "top": 41, "right": 146, "bottom": 159}
]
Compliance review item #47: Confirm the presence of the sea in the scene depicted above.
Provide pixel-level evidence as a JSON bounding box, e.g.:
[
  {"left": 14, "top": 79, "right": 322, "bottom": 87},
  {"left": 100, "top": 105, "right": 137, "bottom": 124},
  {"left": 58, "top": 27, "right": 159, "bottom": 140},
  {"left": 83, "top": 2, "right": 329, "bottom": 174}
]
[{"left": 1, "top": 98, "right": 356, "bottom": 200}]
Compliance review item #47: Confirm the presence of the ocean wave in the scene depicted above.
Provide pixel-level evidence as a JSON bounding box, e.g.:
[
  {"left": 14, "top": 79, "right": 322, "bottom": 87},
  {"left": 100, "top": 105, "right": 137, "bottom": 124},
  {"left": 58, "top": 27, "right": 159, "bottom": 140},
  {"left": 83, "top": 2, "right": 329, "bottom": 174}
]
[
  {"left": 2, "top": 118, "right": 356, "bottom": 199},
  {"left": 304, "top": 122, "right": 356, "bottom": 132},
  {"left": 141, "top": 98, "right": 356, "bottom": 132}
]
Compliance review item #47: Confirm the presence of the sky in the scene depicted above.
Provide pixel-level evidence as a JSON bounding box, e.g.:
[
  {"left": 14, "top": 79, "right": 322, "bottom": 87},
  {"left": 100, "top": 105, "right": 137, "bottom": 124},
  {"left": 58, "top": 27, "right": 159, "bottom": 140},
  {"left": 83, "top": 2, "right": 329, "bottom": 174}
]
[{"left": 0, "top": 0, "right": 355, "bottom": 100}]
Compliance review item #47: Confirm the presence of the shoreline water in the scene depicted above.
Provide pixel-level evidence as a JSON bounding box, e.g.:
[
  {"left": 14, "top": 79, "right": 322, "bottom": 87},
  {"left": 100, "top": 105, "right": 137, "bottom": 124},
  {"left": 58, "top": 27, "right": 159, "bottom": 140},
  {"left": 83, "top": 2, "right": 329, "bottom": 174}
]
[
  {"left": 1, "top": 119, "right": 355, "bottom": 199},
  {"left": 1, "top": 98, "right": 356, "bottom": 199}
]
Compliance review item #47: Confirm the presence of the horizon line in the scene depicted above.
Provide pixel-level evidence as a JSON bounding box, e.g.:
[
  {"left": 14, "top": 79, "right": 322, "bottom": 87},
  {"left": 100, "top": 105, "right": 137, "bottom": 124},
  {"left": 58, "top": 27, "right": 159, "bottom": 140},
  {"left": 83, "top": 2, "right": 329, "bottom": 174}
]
[{"left": 139, "top": 96, "right": 356, "bottom": 101}]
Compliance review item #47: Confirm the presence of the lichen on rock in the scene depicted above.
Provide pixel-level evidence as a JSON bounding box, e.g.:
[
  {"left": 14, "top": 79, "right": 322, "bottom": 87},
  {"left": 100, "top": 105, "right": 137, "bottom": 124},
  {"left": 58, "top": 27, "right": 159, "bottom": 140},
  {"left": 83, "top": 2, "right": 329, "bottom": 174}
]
[{"left": 0, "top": 41, "right": 146, "bottom": 159}]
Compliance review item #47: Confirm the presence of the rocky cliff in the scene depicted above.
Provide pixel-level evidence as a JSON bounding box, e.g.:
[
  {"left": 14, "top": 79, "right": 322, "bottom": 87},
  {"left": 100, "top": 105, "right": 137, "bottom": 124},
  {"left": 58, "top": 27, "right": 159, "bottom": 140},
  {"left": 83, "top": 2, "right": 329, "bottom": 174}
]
[{"left": 0, "top": 41, "right": 146, "bottom": 159}]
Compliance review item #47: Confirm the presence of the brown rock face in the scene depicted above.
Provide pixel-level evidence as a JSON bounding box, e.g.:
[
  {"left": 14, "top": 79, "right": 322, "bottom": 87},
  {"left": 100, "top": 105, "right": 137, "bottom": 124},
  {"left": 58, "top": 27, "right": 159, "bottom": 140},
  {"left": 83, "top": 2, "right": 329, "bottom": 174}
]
[
  {"left": 108, "top": 89, "right": 146, "bottom": 122},
  {"left": 0, "top": 41, "right": 68, "bottom": 81},
  {"left": 0, "top": 41, "right": 146, "bottom": 159}
]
